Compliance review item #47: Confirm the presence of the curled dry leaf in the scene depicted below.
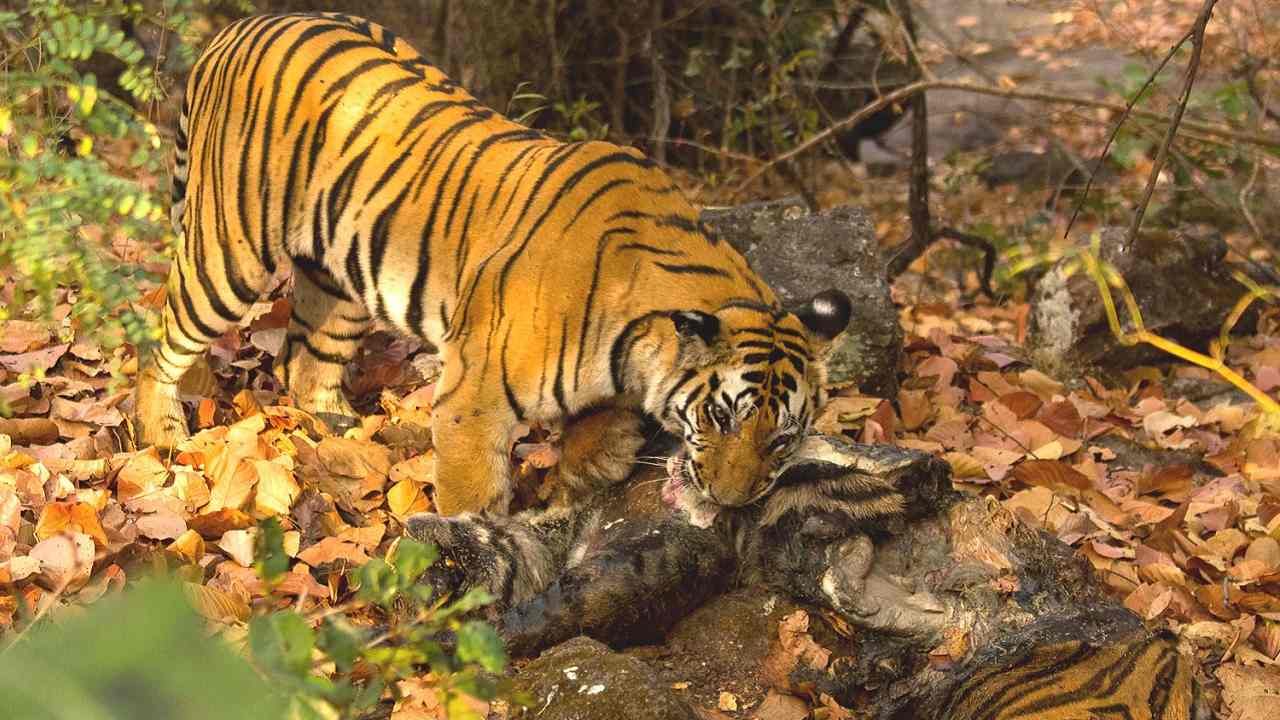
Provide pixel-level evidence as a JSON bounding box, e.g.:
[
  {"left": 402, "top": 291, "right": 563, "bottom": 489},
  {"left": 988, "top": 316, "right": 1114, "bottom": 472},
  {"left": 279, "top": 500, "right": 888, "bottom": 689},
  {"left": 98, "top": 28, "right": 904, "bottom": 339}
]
[
  {"left": 187, "top": 508, "right": 254, "bottom": 538},
  {"left": 777, "top": 609, "right": 830, "bottom": 672},
  {"left": 387, "top": 478, "right": 430, "bottom": 518},
  {"left": 1217, "top": 662, "right": 1280, "bottom": 720},
  {"left": 252, "top": 458, "right": 300, "bottom": 517},
  {"left": 218, "top": 528, "right": 257, "bottom": 568},
  {"left": 115, "top": 449, "right": 169, "bottom": 503},
  {"left": 137, "top": 511, "right": 188, "bottom": 541},
  {"left": 752, "top": 691, "right": 808, "bottom": 720},
  {"left": 296, "top": 536, "right": 369, "bottom": 568},
  {"left": 30, "top": 531, "right": 95, "bottom": 591},
  {"left": 167, "top": 529, "right": 206, "bottom": 564},
  {"left": 184, "top": 581, "right": 251, "bottom": 624}
]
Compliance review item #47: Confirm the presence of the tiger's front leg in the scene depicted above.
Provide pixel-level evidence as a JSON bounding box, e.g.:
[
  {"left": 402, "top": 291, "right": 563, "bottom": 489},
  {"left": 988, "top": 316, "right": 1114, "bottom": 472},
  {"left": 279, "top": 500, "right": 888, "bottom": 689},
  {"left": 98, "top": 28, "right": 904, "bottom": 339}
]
[{"left": 430, "top": 347, "right": 521, "bottom": 515}]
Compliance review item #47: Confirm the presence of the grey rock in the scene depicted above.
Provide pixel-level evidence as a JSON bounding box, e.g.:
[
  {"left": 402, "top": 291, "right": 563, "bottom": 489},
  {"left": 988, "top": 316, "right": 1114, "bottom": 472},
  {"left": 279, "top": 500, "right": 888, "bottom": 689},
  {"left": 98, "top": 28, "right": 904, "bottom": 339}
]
[
  {"left": 512, "top": 636, "right": 697, "bottom": 720},
  {"left": 701, "top": 199, "right": 901, "bottom": 396},
  {"left": 1028, "top": 226, "right": 1255, "bottom": 372}
]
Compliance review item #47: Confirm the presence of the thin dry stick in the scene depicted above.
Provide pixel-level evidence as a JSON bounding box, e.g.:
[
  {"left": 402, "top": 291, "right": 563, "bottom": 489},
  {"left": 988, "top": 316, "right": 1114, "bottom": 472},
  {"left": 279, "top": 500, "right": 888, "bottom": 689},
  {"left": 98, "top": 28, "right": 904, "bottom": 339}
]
[
  {"left": 1124, "top": 0, "right": 1220, "bottom": 250},
  {"left": 1063, "top": 26, "right": 1196, "bottom": 238},
  {"left": 731, "top": 77, "right": 1279, "bottom": 198}
]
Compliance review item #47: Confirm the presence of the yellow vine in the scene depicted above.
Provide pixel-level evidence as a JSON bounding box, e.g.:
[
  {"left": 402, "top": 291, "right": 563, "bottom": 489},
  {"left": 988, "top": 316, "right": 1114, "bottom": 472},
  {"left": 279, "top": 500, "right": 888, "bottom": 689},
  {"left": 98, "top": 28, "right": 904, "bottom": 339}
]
[{"left": 1078, "top": 237, "right": 1280, "bottom": 424}]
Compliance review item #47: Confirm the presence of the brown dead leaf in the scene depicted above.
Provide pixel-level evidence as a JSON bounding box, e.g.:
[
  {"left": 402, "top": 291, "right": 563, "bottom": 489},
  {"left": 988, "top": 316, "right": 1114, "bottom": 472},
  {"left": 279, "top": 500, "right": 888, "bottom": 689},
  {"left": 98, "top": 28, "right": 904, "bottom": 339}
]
[
  {"left": 253, "top": 459, "right": 300, "bottom": 517},
  {"left": 389, "top": 452, "right": 435, "bottom": 486},
  {"left": 218, "top": 528, "right": 256, "bottom": 567},
  {"left": 1217, "top": 662, "right": 1280, "bottom": 720},
  {"left": 188, "top": 508, "right": 254, "bottom": 538},
  {"left": 0, "top": 320, "right": 51, "bottom": 353},
  {"left": 0, "top": 343, "right": 68, "bottom": 373},
  {"left": 1012, "top": 459, "right": 1091, "bottom": 491},
  {"left": 0, "top": 417, "right": 59, "bottom": 445},
  {"left": 751, "top": 692, "right": 808, "bottom": 720},
  {"left": 998, "top": 391, "right": 1043, "bottom": 419},
  {"left": 296, "top": 537, "right": 369, "bottom": 568},
  {"left": 137, "top": 512, "right": 188, "bottom": 541},
  {"left": 813, "top": 395, "right": 881, "bottom": 435},
  {"left": 898, "top": 388, "right": 932, "bottom": 430},
  {"left": 167, "top": 529, "right": 206, "bottom": 564},
  {"left": 1038, "top": 399, "right": 1084, "bottom": 437},
  {"left": 777, "top": 609, "right": 829, "bottom": 671},
  {"left": 1018, "top": 368, "right": 1065, "bottom": 399},
  {"left": 29, "top": 531, "right": 94, "bottom": 591},
  {"left": 35, "top": 502, "right": 73, "bottom": 541},
  {"left": 50, "top": 397, "right": 123, "bottom": 427},
  {"left": 184, "top": 581, "right": 251, "bottom": 624},
  {"left": 387, "top": 478, "right": 430, "bottom": 518},
  {"left": 115, "top": 449, "right": 169, "bottom": 503}
]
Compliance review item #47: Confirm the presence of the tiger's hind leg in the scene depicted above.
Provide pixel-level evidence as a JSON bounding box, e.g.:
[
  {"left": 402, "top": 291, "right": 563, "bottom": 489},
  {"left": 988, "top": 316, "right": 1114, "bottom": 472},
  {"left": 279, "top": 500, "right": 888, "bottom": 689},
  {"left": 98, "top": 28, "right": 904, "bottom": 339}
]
[
  {"left": 274, "top": 263, "right": 371, "bottom": 433},
  {"left": 135, "top": 236, "right": 274, "bottom": 449},
  {"left": 551, "top": 407, "right": 646, "bottom": 504}
]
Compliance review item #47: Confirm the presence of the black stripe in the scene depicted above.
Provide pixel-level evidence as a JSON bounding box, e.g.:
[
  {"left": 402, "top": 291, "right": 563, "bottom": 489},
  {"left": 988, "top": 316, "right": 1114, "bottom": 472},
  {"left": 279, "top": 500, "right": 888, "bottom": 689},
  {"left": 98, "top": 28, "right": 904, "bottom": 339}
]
[
  {"left": 615, "top": 242, "right": 684, "bottom": 256},
  {"left": 572, "top": 227, "right": 637, "bottom": 391},
  {"left": 552, "top": 316, "right": 570, "bottom": 414},
  {"left": 562, "top": 178, "right": 634, "bottom": 232},
  {"left": 653, "top": 262, "right": 731, "bottom": 278},
  {"left": 500, "top": 324, "right": 525, "bottom": 421}
]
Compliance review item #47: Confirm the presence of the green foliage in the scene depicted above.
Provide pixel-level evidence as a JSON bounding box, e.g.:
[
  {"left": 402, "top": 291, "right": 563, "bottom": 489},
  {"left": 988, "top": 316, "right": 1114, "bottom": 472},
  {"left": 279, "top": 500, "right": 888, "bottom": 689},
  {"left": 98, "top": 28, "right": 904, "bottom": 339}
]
[
  {"left": 249, "top": 525, "right": 516, "bottom": 719},
  {"left": 0, "top": 526, "right": 514, "bottom": 720},
  {"left": 0, "top": 578, "right": 287, "bottom": 720},
  {"left": 0, "top": 0, "right": 200, "bottom": 348}
]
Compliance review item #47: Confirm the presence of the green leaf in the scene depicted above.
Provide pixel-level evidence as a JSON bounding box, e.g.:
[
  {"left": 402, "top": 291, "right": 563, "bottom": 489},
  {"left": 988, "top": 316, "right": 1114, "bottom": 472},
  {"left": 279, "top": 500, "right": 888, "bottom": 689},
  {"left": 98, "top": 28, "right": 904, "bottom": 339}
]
[
  {"left": 0, "top": 578, "right": 285, "bottom": 720},
  {"left": 254, "top": 516, "right": 289, "bottom": 584},
  {"left": 77, "top": 82, "right": 98, "bottom": 116},
  {"left": 393, "top": 537, "right": 438, "bottom": 586},
  {"left": 355, "top": 558, "right": 399, "bottom": 607},
  {"left": 317, "top": 617, "right": 363, "bottom": 673},
  {"left": 455, "top": 621, "right": 506, "bottom": 674},
  {"left": 249, "top": 611, "right": 316, "bottom": 679}
]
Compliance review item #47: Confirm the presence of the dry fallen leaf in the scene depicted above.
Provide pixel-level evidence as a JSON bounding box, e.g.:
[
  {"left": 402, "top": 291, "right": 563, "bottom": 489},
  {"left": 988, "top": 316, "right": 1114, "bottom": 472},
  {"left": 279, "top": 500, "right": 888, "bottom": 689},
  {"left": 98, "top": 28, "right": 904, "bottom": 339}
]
[{"left": 296, "top": 537, "right": 369, "bottom": 568}]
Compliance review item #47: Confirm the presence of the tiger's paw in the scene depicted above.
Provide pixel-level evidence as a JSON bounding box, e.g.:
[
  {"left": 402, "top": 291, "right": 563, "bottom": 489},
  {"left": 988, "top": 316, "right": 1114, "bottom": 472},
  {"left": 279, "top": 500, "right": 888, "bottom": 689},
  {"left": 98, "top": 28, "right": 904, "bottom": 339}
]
[
  {"left": 554, "top": 407, "right": 646, "bottom": 500},
  {"left": 133, "top": 373, "right": 190, "bottom": 449},
  {"left": 404, "top": 512, "right": 517, "bottom": 606}
]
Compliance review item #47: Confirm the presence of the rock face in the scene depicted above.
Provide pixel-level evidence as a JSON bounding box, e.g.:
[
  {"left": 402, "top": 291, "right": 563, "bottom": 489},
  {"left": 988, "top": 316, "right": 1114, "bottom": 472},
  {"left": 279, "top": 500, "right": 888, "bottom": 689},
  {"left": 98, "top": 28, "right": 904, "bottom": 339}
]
[
  {"left": 701, "top": 199, "right": 901, "bottom": 397},
  {"left": 511, "top": 636, "right": 697, "bottom": 720},
  {"left": 1029, "top": 227, "right": 1254, "bottom": 372}
]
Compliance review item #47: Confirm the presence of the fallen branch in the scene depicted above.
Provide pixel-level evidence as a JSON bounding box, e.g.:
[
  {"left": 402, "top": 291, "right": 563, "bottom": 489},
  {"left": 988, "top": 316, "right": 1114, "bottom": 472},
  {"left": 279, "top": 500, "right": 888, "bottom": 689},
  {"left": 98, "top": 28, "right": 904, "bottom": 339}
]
[
  {"left": 1123, "top": 0, "right": 1220, "bottom": 250},
  {"left": 731, "top": 78, "right": 1280, "bottom": 198}
]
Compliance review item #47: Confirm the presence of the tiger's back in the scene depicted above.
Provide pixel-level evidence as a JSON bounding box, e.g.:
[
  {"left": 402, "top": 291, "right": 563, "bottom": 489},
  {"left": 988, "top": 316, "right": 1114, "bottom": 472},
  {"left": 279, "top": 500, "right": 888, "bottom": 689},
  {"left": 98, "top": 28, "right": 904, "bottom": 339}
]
[
  {"left": 136, "top": 12, "right": 853, "bottom": 517},
  {"left": 938, "top": 630, "right": 1203, "bottom": 720}
]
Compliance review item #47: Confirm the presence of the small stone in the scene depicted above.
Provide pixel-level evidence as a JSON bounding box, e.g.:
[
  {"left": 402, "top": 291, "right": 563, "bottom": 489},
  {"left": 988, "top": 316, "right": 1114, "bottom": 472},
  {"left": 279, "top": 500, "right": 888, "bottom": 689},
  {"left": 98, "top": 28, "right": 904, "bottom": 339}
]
[{"left": 718, "top": 692, "right": 739, "bottom": 711}]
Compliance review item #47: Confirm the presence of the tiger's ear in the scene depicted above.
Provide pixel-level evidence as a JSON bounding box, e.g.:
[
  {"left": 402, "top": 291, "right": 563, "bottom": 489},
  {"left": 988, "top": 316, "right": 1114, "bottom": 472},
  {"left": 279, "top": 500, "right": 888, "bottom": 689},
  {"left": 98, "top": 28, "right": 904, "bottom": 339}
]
[{"left": 792, "top": 289, "right": 852, "bottom": 346}]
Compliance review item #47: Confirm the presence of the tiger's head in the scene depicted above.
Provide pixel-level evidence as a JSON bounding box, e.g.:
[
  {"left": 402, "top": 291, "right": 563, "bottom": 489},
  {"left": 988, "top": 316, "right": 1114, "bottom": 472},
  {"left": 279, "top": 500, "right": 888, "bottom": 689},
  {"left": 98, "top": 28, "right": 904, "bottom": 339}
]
[{"left": 643, "top": 290, "right": 853, "bottom": 510}]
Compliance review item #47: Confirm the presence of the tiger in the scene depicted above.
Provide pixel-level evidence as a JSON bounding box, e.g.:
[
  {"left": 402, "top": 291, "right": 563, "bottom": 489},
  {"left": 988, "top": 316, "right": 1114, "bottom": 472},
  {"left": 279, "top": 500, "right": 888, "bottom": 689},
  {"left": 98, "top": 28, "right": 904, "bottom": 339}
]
[
  {"left": 408, "top": 437, "right": 1207, "bottom": 720},
  {"left": 133, "top": 12, "right": 853, "bottom": 516}
]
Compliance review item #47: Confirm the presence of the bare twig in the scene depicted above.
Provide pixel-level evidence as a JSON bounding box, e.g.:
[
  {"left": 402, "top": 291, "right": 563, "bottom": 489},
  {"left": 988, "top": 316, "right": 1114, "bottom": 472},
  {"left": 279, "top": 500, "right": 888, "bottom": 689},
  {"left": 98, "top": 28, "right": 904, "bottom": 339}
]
[
  {"left": 647, "top": 0, "right": 669, "bottom": 165},
  {"left": 1124, "top": 0, "right": 1221, "bottom": 250},
  {"left": 731, "top": 78, "right": 1279, "bottom": 199},
  {"left": 1063, "top": 26, "right": 1196, "bottom": 238},
  {"left": 1244, "top": 59, "right": 1280, "bottom": 123},
  {"left": 936, "top": 227, "right": 997, "bottom": 298}
]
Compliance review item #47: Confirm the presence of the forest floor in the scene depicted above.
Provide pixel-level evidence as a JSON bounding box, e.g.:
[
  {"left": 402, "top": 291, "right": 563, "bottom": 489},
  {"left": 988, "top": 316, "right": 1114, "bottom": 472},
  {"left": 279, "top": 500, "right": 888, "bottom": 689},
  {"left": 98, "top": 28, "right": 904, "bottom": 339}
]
[{"left": 2, "top": 1, "right": 1280, "bottom": 718}]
